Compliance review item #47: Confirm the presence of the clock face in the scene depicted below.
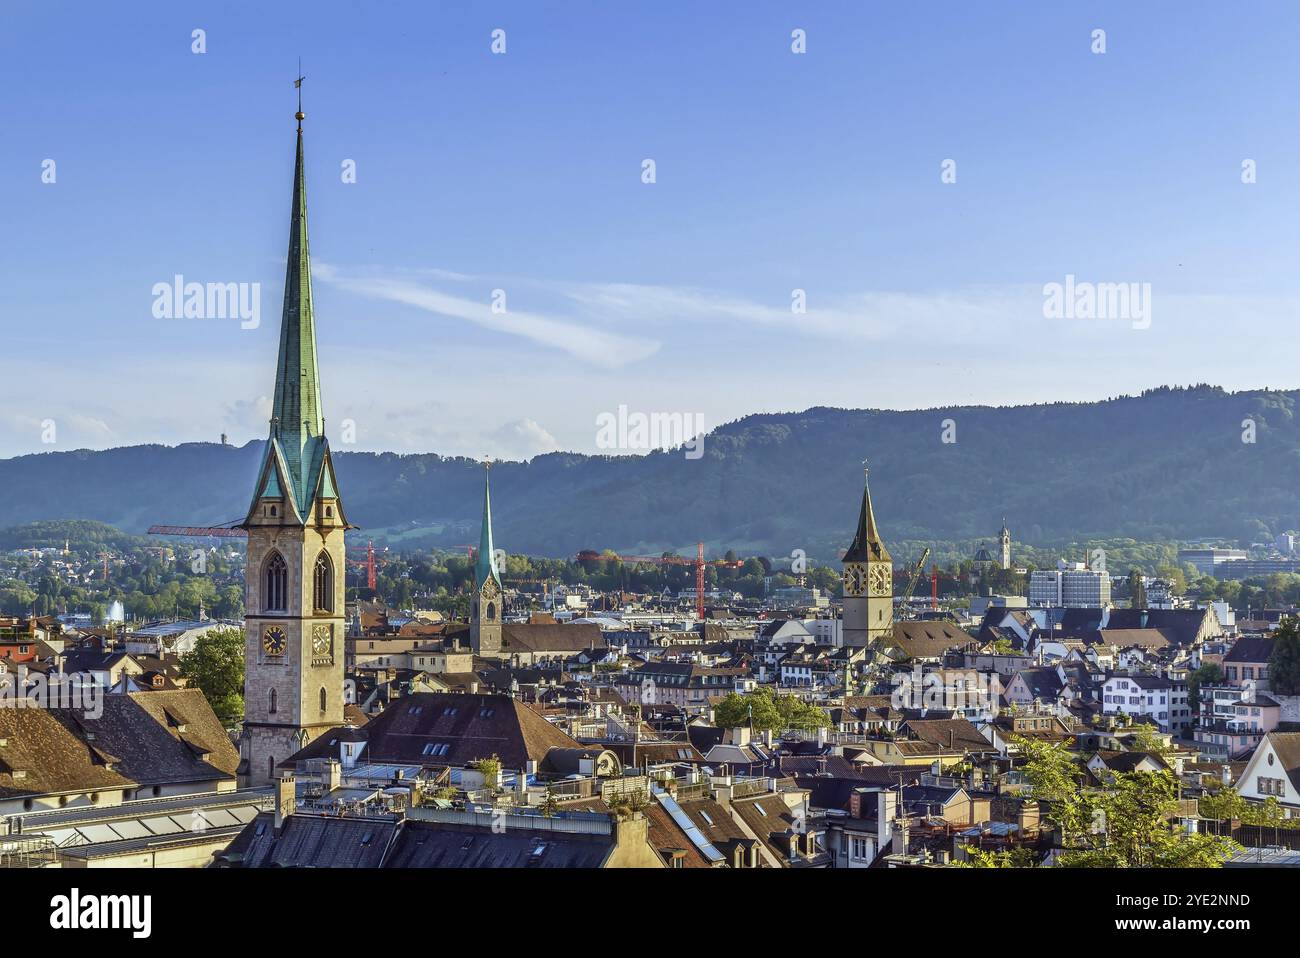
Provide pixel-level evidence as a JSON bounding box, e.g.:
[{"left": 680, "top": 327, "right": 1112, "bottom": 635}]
[
  {"left": 482, "top": 578, "right": 499, "bottom": 600},
  {"left": 262, "top": 626, "right": 287, "bottom": 656},
  {"left": 869, "top": 564, "right": 891, "bottom": 595},
  {"left": 312, "top": 624, "right": 332, "bottom": 656},
  {"left": 842, "top": 566, "right": 863, "bottom": 595}
]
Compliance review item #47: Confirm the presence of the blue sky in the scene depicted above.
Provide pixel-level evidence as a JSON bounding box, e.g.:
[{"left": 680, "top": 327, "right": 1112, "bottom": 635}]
[{"left": 2, "top": 1, "right": 1298, "bottom": 459}]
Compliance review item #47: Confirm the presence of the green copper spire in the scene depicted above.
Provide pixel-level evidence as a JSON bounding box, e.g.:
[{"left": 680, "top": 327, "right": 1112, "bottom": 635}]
[
  {"left": 245, "top": 91, "right": 345, "bottom": 527},
  {"left": 843, "top": 464, "right": 891, "bottom": 563},
  {"left": 475, "top": 465, "right": 501, "bottom": 587},
  {"left": 268, "top": 122, "right": 324, "bottom": 509}
]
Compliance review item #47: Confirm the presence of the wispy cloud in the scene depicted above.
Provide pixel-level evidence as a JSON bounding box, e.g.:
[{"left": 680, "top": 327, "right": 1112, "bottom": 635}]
[
  {"left": 317, "top": 263, "right": 1044, "bottom": 363},
  {"left": 315, "top": 264, "right": 660, "bottom": 368}
]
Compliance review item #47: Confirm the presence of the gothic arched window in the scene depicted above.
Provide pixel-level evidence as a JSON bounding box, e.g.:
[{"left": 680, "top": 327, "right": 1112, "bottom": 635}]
[
  {"left": 319, "top": 687, "right": 327, "bottom": 712},
  {"left": 264, "top": 552, "right": 288, "bottom": 612},
  {"left": 313, "top": 552, "right": 333, "bottom": 613},
  {"left": 486, "top": 602, "right": 496, "bottom": 622},
  {"left": 269, "top": 688, "right": 278, "bottom": 714}
]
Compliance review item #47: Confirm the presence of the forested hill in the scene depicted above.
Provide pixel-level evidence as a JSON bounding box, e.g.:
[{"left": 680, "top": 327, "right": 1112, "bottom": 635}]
[{"left": 2, "top": 386, "right": 1297, "bottom": 560}]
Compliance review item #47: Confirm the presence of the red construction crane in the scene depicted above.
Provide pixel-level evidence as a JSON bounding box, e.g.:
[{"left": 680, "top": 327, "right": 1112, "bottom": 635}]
[{"left": 576, "top": 542, "right": 727, "bottom": 619}]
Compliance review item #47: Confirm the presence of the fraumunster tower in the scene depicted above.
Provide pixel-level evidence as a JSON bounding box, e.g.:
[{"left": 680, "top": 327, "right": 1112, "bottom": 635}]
[
  {"left": 239, "top": 80, "right": 348, "bottom": 785},
  {"left": 470, "top": 462, "right": 504, "bottom": 657},
  {"left": 841, "top": 463, "right": 893, "bottom": 648}
]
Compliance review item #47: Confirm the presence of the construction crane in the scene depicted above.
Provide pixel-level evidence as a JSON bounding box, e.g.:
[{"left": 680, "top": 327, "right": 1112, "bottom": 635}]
[
  {"left": 147, "top": 525, "right": 247, "bottom": 539},
  {"left": 899, "top": 548, "right": 931, "bottom": 610},
  {"left": 575, "top": 543, "right": 727, "bottom": 619},
  {"left": 342, "top": 541, "right": 397, "bottom": 592}
]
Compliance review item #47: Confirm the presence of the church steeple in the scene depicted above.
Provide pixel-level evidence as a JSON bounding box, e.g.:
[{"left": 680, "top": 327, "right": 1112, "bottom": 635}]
[
  {"left": 843, "top": 467, "right": 891, "bottom": 564},
  {"left": 841, "top": 463, "right": 893, "bottom": 649},
  {"left": 239, "top": 79, "right": 347, "bottom": 788},
  {"left": 475, "top": 464, "right": 501, "bottom": 588},
  {"left": 470, "top": 462, "right": 504, "bottom": 656}
]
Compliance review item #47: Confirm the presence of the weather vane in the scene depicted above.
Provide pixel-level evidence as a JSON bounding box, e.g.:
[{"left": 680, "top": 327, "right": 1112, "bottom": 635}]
[
  {"left": 294, "top": 59, "right": 306, "bottom": 129},
  {"left": 862, "top": 457, "right": 869, "bottom": 481}
]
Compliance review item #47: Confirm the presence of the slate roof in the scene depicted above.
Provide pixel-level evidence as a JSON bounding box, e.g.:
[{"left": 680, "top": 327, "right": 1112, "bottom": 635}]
[
  {"left": 1059, "top": 608, "right": 1216, "bottom": 646},
  {"left": 222, "top": 812, "right": 397, "bottom": 867},
  {"left": 1224, "top": 635, "right": 1275, "bottom": 664},
  {"left": 282, "top": 692, "right": 581, "bottom": 770},
  {"left": 1013, "top": 666, "right": 1065, "bottom": 700},
  {"left": 385, "top": 820, "right": 614, "bottom": 868}
]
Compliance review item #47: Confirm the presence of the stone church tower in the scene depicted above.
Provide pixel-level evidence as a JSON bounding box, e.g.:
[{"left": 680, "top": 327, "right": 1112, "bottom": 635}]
[
  {"left": 841, "top": 468, "right": 893, "bottom": 648},
  {"left": 470, "top": 467, "right": 503, "bottom": 657},
  {"left": 239, "top": 102, "right": 347, "bottom": 785},
  {"left": 999, "top": 518, "right": 1012, "bottom": 569}
]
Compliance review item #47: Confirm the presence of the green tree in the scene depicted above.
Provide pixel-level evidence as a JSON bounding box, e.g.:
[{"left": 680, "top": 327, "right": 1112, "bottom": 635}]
[
  {"left": 178, "top": 626, "right": 245, "bottom": 728},
  {"left": 1011, "top": 735, "right": 1238, "bottom": 868},
  {"left": 1128, "top": 569, "right": 1147, "bottom": 609},
  {"left": 712, "top": 688, "right": 829, "bottom": 733},
  {"left": 1269, "top": 618, "right": 1300, "bottom": 696}
]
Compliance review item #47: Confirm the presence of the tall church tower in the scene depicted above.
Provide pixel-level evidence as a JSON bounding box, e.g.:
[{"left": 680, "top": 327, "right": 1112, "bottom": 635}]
[
  {"left": 999, "top": 518, "right": 1012, "bottom": 569},
  {"left": 841, "top": 466, "right": 893, "bottom": 648},
  {"left": 239, "top": 97, "right": 347, "bottom": 785},
  {"left": 470, "top": 465, "right": 503, "bottom": 657}
]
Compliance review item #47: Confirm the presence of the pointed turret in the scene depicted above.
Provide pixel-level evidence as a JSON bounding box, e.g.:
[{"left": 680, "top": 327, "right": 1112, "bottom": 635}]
[
  {"left": 843, "top": 473, "right": 891, "bottom": 564},
  {"left": 475, "top": 468, "right": 502, "bottom": 588}
]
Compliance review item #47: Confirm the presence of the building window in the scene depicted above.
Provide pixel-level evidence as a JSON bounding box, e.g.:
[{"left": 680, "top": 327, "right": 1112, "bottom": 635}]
[
  {"left": 486, "top": 602, "right": 496, "bottom": 622},
  {"left": 269, "top": 688, "right": 277, "bottom": 714},
  {"left": 320, "top": 687, "right": 327, "bottom": 712},
  {"left": 313, "top": 552, "right": 333, "bottom": 612},
  {"left": 264, "top": 552, "right": 288, "bottom": 612}
]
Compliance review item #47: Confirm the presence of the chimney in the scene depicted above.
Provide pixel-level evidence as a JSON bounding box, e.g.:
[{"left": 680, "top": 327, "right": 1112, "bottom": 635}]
[
  {"left": 612, "top": 810, "right": 649, "bottom": 857},
  {"left": 274, "top": 775, "right": 296, "bottom": 833},
  {"left": 325, "top": 759, "right": 342, "bottom": 792},
  {"left": 877, "top": 790, "right": 897, "bottom": 851},
  {"left": 730, "top": 726, "right": 751, "bottom": 747},
  {"left": 816, "top": 725, "right": 828, "bottom": 747},
  {"left": 891, "top": 814, "right": 910, "bottom": 856},
  {"left": 1018, "top": 800, "right": 1040, "bottom": 834}
]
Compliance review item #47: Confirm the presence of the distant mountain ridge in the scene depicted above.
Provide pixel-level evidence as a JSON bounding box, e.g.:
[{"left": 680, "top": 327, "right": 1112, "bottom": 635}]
[{"left": 2, "top": 386, "right": 1297, "bottom": 560}]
